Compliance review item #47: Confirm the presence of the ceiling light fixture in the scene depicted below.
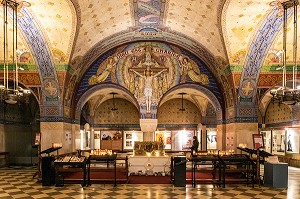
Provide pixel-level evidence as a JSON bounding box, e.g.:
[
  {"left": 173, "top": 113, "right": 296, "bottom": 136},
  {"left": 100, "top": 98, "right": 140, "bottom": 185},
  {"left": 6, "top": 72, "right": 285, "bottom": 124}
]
[
  {"left": 179, "top": 92, "right": 186, "bottom": 111},
  {"left": 110, "top": 92, "right": 118, "bottom": 111},
  {"left": 270, "top": 0, "right": 300, "bottom": 105},
  {"left": 0, "top": 0, "right": 31, "bottom": 104}
]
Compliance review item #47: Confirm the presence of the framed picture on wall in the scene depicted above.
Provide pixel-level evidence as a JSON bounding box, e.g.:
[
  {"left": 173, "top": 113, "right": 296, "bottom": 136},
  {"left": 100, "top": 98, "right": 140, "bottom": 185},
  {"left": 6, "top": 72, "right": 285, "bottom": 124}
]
[{"left": 253, "top": 134, "right": 264, "bottom": 149}]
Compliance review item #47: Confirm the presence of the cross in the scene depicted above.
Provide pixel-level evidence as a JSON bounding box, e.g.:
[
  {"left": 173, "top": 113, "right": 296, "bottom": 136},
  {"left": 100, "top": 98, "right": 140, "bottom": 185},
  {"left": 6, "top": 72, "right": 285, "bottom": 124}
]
[
  {"left": 242, "top": 81, "right": 254, "bottom": 96},
  {"left": 45, "top": 81, "right": 57, "bottom": 96}
]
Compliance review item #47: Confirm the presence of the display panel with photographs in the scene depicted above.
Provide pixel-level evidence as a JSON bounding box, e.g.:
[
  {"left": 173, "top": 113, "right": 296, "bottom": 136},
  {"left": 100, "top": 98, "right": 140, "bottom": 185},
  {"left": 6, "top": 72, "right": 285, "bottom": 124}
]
[
  {"left": 207, "top": 130, "right": 217, "bottom": 150},
  {"left": 94, "top": 131, "right": 101, "bottom": 149},
  {"left": 155, "top": 131, "right": 171, "bottom": 150},
  {"left": 123, "top": 131, "right": 143, "bottom": 150},
  {"left": 100, "top": 131, "right": 122, "bottom": 150},
  {"left": 260, "top": 131, "right": 271, "bottom": 153},
  {"left": 173, "top": 130, "right": 194, "bottom": 151},
  {"left": 252, "top": 134, "right": 264, "bottom": 149},
  {"left": 286, "top": 129, "right": 300, "bottom": 154},
  {"left": 272, "top": 130, "right": 285, "bottom": 155}
]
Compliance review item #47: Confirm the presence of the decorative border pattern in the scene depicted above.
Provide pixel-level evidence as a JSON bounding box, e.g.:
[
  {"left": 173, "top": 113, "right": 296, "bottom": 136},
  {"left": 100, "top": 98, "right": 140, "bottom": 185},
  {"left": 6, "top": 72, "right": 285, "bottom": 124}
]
[
  {"left": 18, "top": 8, "right": 61, "bottom": 119},
  {"left": 236, "top": 7, "right": 289, "bottom": 121}
]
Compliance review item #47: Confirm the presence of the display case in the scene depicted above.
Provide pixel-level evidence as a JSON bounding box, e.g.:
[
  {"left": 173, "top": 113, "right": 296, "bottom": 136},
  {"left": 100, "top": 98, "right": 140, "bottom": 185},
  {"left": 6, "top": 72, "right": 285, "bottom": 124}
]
[
  {"left": 286, "top": 128, "right": 300, "bottom": 154},
  {"left": 54, "top": 154, "right": 87, "bottom": 187}
]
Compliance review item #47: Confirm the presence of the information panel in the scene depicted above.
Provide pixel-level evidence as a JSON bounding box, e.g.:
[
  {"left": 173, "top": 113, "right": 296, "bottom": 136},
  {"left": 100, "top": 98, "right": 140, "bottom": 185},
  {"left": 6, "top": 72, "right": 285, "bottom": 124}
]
[
  {"left": 272, "top": 130, "right": 285, "bottom": 155},
  {"left": 173, "top": 130, "right": 194, "bottom": 151},
  {"left": 100, "top": 131, "right": 122, "bottom": 150},
  {"left": 155, "top": 131, "right": 172, "bottom": 150},
  {"left": 207, "top": 129, "right": 217, "bottom": 150},
  {"left": 286, "top": 129, "right": 300, "bottom": 154},
  {"left": 123, "top": 131, "right": 143, "bottom": 150}
]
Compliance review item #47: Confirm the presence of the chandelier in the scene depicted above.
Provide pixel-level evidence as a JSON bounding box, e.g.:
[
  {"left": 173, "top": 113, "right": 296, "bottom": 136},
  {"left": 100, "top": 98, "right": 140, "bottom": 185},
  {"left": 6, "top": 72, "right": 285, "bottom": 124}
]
[
  {"left": 0, "top": 0, "right": 30, "bottom": 104},
  {"left": 270, "top": 0, "right": 300, "bottom": 105}
]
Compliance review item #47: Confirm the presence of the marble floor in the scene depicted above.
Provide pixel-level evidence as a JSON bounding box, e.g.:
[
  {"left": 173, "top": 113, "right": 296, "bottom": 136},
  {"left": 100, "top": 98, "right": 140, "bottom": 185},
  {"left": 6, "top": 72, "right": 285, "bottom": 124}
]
[{"left": 0, "top": 166, "right": 299, "bottom": 199}]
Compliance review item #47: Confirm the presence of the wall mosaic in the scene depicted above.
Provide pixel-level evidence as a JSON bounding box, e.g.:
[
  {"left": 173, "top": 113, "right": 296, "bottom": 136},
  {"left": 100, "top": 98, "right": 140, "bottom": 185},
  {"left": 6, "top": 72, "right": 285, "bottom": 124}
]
[
  {"left": 157, "top": 98, "right": 201, "bottom": 125},
  {"left": 133, "top": 0, "right": 166, "bottom": 27},
  {"left": 77, "top": 42, "right": 220, "bottom": 119},
  {"left": 265, "top": 103, "right": 292, "bottom": 124},
  {"left": 15, "top": 7, "right": 62, "bottom": 118},
  {"left": 237, "top": 7, "right": 288, "bottom": 105},
  {"left": 93, "top": 98, "right": 140, "bottom": 125}
]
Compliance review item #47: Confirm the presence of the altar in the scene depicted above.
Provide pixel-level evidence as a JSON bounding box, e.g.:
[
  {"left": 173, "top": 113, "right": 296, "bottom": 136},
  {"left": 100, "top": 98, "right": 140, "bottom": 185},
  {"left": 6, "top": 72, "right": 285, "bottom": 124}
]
[{"left": 128, "top": 156, "right": 171, "bottom": 175}]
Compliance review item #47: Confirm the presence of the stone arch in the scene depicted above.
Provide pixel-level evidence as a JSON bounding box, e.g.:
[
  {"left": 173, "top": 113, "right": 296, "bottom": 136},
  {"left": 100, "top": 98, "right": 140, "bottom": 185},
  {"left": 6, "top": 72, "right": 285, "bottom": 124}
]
[
  {"left": 159, "top": 83, "right": 223, "bottom": 123},
  {"left": 75, "top": 83, "right": 139, "bottom": 122}
]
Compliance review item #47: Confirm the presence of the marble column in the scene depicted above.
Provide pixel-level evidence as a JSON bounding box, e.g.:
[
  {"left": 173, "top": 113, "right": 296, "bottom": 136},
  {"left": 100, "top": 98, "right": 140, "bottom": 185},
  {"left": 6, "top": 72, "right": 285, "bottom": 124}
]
[
  {"left": 40, "top": 122, "right": 78, "bottom": 154},
  {"left": 225, "top": 123, "right": 258, "bottom": 152}
]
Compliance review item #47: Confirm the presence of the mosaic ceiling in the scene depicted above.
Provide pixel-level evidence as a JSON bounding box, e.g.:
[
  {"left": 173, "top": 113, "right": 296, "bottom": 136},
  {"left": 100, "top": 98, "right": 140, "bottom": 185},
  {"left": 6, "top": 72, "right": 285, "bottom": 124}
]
[
  {"left": 1, "top": 0, "right": 300, "bottom": 120},
  {"left": 1, "top": 0, "right": 299, "bottom": 67}
]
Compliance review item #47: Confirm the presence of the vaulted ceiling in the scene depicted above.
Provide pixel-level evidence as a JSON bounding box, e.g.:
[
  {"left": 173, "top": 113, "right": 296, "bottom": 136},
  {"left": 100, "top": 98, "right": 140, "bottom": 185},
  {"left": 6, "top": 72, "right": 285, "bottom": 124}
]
[
  {"left": 2, "top": 0, "right": 299, "bottom": 66},
  {"left": 1, "top": 0, "right": 299, "bottom": 117}
]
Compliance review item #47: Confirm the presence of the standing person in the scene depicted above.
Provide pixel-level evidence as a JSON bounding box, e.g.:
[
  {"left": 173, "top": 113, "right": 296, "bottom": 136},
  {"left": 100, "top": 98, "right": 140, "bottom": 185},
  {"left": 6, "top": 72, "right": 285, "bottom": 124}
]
[{"left": 191, "top": 136, "right": 199, "bottom": 156}]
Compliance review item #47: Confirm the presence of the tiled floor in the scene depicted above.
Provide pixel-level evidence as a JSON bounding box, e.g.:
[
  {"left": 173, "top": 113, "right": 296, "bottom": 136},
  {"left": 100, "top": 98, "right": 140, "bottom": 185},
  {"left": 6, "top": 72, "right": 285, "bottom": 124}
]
[{"left": 0, "top": 166, "right": 299, "bottom": 199}]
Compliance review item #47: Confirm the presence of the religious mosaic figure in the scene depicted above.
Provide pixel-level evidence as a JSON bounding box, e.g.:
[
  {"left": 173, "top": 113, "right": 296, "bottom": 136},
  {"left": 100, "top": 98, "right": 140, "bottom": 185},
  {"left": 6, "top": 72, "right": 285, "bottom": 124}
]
[
  {"left": 88, "top": 57, "right": 116, "bottom": 85},
  {"left": 131, "top": 66, "right": 167, "bottom": 113},
  {"left": 180, "top": 58, "right": 209, "bottom": 85}
]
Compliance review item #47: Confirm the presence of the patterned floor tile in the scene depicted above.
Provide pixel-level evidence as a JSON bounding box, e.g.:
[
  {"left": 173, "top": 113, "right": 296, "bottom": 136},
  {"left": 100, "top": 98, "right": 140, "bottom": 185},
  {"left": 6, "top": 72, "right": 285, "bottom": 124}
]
[{"left": 0, "top": 166, "right": 300, "bottom": 198}]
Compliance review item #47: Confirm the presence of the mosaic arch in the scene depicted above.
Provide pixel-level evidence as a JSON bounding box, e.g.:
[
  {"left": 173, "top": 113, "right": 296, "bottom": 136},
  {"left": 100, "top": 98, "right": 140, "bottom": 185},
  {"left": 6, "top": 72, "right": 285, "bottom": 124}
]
[
  {"left": 76, "top": 42, "right": 223, "bottom": 120},
  {"left": 16, "top": 6, "right": 61, "bottom": 120},
  {"left": 237, "top": 6, "right": 289, "bottom": 122}
]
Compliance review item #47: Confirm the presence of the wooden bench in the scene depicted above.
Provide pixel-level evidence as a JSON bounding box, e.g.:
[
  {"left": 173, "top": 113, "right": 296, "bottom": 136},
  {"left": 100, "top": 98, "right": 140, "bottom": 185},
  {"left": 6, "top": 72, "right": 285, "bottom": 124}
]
[{"left": 0, "top": 152, "right": 9, "bottom": 167}]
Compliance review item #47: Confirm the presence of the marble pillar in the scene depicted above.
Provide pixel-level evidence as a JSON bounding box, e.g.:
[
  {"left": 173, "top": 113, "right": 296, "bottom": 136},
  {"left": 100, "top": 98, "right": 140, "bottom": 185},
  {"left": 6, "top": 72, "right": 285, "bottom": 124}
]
[
  {"left": 217, "top": 124, "right": 226, "bottom": 151},
  {"left": 225, "top": 123, "right": 258, "bottom": 152},
  {"left": 40, "top": 122, "right": 78, "bottom": 154}
]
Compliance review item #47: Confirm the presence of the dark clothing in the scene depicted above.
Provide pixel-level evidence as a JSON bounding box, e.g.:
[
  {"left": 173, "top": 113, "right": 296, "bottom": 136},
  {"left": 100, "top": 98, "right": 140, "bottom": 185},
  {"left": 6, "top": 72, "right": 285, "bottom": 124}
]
[{"left": 191, "top": 139, "right": 199, "bottom": 154}]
